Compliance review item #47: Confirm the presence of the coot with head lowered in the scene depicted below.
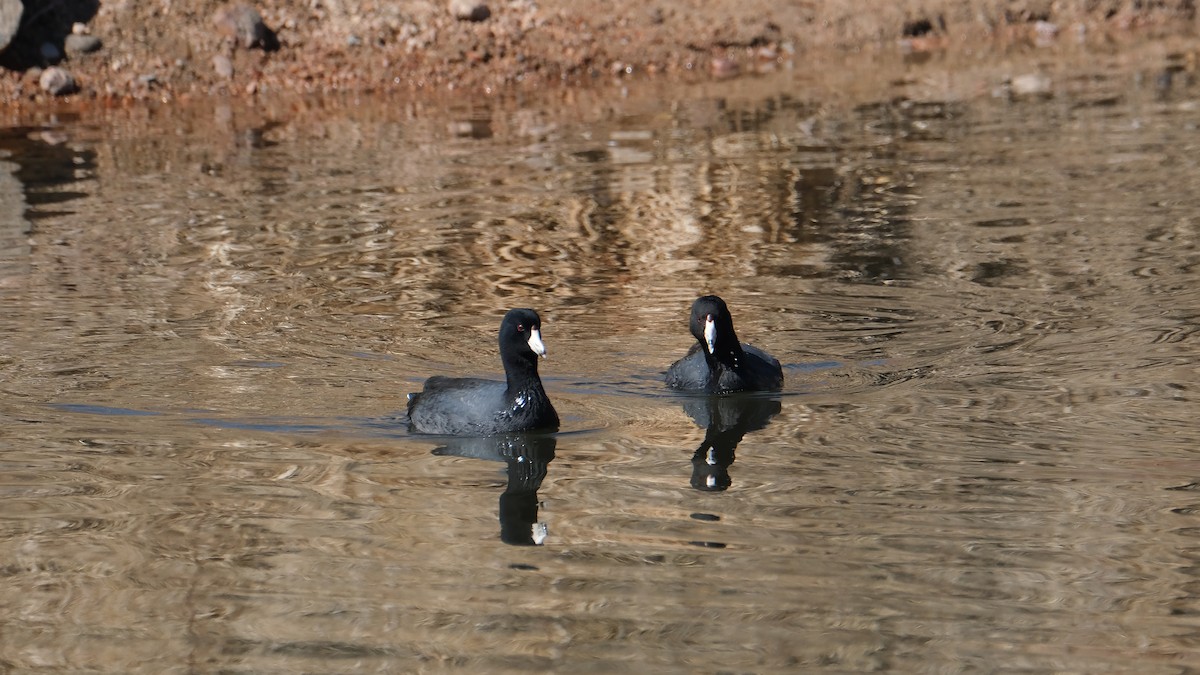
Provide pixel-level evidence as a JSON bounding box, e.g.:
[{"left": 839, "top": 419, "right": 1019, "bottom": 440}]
[{"left": 665, "top": 295, "right": 783, "bottom": 394}]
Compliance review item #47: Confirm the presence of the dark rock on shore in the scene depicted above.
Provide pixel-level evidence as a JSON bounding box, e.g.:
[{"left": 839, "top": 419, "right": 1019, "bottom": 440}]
[
  {"left": 213, "top": 3, "right": 279, "bottom": 51},
  {"left": 0, "top": 0, "right": 98, "bottom": 72}
]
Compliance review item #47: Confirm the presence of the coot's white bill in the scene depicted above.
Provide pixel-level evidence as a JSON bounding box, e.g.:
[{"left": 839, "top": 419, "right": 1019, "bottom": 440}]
[{"left": 528, "top": 327, "right": 546, "bottom": 357}]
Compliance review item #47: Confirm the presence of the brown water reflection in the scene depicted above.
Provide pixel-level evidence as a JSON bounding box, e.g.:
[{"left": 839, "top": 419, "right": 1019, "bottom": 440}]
[{"left": 2, "top": 58, "right": 1200, "bottom": 672}]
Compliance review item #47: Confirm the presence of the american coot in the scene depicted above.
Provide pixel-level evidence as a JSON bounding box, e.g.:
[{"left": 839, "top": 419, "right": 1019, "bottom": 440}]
[
  {"left": 665, "top": 295, "right": 784, "bottom": 394},
  {"left": 408, "top": 308, "right": 560, "bottom": 435}
]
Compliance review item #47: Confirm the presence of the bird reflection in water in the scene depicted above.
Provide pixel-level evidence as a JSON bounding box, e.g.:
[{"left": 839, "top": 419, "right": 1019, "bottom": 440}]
[
  {"left": 681, "top": 395, "right": 781, "bottom": 491},
  {"left": 432, "top": 433, "right": 556, "bottom": 545}
]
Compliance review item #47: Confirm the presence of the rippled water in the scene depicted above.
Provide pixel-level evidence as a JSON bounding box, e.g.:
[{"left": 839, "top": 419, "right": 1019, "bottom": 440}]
[{"left": 3, "top": 54, "right": 1200, "bottom": 672}]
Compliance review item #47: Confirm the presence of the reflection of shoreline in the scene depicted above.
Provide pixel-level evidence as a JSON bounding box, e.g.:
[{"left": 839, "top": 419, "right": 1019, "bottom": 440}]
[
  {"left": 682, "top": 395, "right": 781, "bottom": 491},
  {"left": 0, "top": 155, "right": 28, "bottom": 294},
  {"left": 432, "top": 434, "right": 557, "bottom": 546}
]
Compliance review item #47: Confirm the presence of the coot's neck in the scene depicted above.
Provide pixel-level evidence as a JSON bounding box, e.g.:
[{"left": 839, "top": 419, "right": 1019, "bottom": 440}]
[{"left": 502, "top": 351, "right": 545, "bottom": 397}]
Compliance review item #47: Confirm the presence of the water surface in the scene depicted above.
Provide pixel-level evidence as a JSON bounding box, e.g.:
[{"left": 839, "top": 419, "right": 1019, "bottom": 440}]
[{"left": 2, "top": 56, "right": 1200, "bottom": 672}]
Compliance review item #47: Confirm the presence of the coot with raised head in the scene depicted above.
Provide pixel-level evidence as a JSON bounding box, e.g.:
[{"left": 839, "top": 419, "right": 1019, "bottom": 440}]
[{"left": 408, "top": 308, "right": 559, "bottom": 435}]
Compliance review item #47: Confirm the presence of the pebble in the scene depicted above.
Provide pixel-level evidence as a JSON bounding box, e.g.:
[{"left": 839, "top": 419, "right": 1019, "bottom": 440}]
[
  {"left": 212, "top": 54, "right": 234, "bottom": 79},
  {"left": 65, "top": 34, "right": 103, "bottom": 55},
  {"left": 450, "top": 0, "right": 490, "bottom": 22},
  {"left": 39, "top": 67, "right": 77, "bottom": 96},
  {"left": 214, "top": 3, "right": 268, "bottom": 49}
]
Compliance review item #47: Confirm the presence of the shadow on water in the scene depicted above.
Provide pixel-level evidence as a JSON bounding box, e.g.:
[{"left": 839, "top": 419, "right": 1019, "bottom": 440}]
[
  {"left": 679, "top": 394, "right": 782, "bottom": 491},
  {"left": 0, "top": 126, "right": 96, "bottom": 295},
  {"left": 0, "top": 126, "right": 97, "bottom": 215},
  {"left": 431, "top": 433, "right": 557, "bottom": 547}
]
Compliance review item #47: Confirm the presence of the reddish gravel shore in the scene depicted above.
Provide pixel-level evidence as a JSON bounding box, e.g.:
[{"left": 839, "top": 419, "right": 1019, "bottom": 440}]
[{"left": 0, "top": 0, "right": 1198, "bottom": 106}]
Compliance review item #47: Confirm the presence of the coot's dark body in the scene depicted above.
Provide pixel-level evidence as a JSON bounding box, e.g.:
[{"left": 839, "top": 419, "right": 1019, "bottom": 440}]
[
  {"left": 408, "top": 308, "right": 559, "bottom": 436},
  {"left": 665, "top": 296, "right": 783, "bottom": 394}
]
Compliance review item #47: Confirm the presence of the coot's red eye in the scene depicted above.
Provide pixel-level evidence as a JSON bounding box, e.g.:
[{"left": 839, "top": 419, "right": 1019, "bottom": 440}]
[{"left": 517, "top": 324, "right": 524, "bottom": 332}]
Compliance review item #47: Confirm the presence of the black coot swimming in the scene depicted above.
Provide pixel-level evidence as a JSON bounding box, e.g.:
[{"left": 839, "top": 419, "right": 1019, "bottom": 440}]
[
  {"left": 407, "top": 308, "right": 559, "bottom": 435},
  {"left": 665, "top": 295, "right": 784, "bottom": 394}
]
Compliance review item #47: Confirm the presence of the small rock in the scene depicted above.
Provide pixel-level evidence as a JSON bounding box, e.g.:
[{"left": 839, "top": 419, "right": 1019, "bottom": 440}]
[
  {"left": 71, "top": 22, "right": 88, "bottom": 35},
  {"left": 0, "top": 0, "right": 21, "bottom": 53},
  {"left": 212, "top": 54, "right": 234, "bottom": 78},
  {"left": 450, "top": 0, "right": 490, "bottom": 22},
  {"left": 39, "top": 67, "right": 77, "bottom": 96},
  {"left": 214, "top": 4, "right": 273, "bottom": 49},
  {"left": 40, "top": 42, "right": 61, "bottom": 64},
  {"left": 64, "top": 34, "right": 102, "bottom": 55}
]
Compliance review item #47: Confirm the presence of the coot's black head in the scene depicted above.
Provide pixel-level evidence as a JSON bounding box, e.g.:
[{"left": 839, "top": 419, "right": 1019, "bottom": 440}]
[
  {"left": 499, "top": 308, "right": 547, "bottom": 361},
  {"left": 688, "top": 295, "right": 738, "bottom": 355}
]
